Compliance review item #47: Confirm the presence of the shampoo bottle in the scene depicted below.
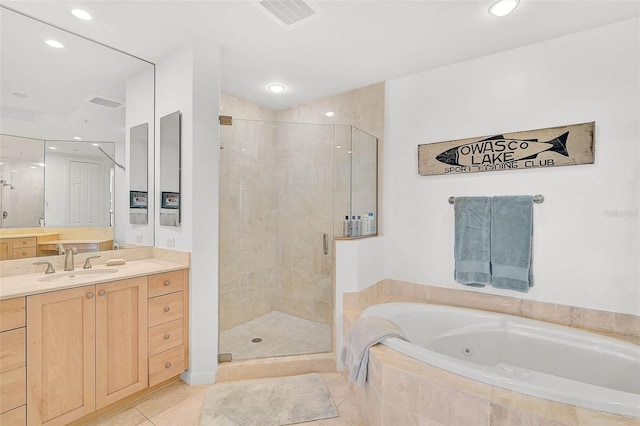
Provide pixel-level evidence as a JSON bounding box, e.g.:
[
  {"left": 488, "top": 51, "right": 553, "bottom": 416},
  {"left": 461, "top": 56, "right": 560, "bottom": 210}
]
[
  {"left": 343, "top": 215, "right": 351, "bottom": 237},
  {"left": 368, "top": 212, "right": 375, "bottom": 234}
]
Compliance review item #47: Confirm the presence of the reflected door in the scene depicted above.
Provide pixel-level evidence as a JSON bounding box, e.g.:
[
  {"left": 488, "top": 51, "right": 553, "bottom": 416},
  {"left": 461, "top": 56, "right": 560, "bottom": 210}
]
[{"left": 69, "top": 161, "right": 104, "bottom": 226}]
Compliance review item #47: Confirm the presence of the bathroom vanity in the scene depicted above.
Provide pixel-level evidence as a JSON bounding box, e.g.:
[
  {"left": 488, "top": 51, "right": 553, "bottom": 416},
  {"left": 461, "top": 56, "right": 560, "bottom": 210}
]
[{"left": 0, "top": 259, "right": 189, "bottom": 426}]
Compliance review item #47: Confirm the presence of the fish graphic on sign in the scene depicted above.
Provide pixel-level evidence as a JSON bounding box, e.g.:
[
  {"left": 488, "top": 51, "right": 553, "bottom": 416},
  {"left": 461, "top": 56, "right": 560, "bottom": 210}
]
[
  {"left": 417, "top": 122, "right": 594, "bottom": 176},
  {"left": 435, "top": 132, "right": 570, "bottom": 167}
]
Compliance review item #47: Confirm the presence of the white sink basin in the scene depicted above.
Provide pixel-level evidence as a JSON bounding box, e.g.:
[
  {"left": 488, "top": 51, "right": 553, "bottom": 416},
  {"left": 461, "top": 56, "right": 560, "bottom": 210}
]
[{"left": 38, "top": 268, "right": 119, "bottom": 282}]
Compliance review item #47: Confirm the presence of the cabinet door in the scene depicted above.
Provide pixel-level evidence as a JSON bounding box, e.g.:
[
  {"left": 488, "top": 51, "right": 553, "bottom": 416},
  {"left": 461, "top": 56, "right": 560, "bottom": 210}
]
[
  {"left": 95, "top": 277, "right": 148, "bottom": 408},
  {"left": 0, "top": 240, "right": 11, "bottom": 260},
  {"left": 27, "top": 286, "right": 96, "bottom": 426}
]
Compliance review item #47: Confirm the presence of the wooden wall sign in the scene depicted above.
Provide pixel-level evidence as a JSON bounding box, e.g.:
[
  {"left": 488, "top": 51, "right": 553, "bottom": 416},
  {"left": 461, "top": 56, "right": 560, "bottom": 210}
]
[{"left": 418, "top": 121, "right": 594, "bottom": 176}]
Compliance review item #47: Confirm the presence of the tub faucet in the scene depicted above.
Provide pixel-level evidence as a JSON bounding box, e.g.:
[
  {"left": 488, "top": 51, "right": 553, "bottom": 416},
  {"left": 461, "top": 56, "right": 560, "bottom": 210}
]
[{"left": 64, "top": 246, "right": 78, "bottom": 271}]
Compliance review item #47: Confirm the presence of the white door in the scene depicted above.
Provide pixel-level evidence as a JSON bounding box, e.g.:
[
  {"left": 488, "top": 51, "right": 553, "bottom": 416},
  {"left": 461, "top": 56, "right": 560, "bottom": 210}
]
[{"left": 69, "top": 161, "right": 104, "bottom": 226}]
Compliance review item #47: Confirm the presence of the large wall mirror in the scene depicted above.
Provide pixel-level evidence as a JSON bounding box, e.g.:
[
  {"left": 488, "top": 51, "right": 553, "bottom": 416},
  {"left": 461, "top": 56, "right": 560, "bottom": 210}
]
[{"left": 0, "top": 6, "right": 155, "bottom": 258}]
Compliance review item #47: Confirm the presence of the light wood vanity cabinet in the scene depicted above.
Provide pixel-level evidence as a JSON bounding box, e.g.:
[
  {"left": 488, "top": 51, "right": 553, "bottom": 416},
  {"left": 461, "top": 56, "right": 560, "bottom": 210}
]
[
  {"left": 20, "top": 269, "right": 188, "bottom": 426},
  {"left": 95, "top": 277, "right": 148, "bottom": 408},
  {"left": 0, "top": 235, "right": 58, "bottom": 260},
  {"left": 0, "top": 240, "right": 11, "bottom": 260},
  {"left": 27, "top": 286, "right": 96, "bottom": 426},
  {"left": 147, "top": 270, "right": 189, "bottom": 387},
  {"left": 0, "top": 297, "right": 27, "bottom": 425}
]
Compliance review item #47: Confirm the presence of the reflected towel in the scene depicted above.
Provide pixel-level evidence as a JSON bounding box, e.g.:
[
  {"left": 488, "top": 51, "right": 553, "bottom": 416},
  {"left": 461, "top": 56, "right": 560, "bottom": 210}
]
[
  {"left": 340, "top": 316, "right": 407, "bottom": 387},
  {"left": 491, "top": 195, "right": 534, "bottom": 292},
  {"left": 454, "top": 197, "right": 492, "bottom": 287}
]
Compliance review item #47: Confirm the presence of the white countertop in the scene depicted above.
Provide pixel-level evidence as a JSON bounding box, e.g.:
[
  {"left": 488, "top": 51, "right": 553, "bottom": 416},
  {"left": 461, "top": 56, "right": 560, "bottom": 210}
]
[{"left": 0, "top": 258, "right": 188, "bottom": 300}]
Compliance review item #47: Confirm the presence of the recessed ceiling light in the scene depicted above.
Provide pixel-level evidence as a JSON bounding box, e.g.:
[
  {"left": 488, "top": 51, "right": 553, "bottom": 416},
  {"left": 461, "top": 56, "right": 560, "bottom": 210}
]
[
  {"left": 45, "top": 39, "right": 64, "bottom": 49},
  {"left": 12, "top": 92, "right": 29, "bottom": 98},
  {"left": 48, "top": 146, "right": 57, "bottom": 150},
  {"left": 73, "top": 136, "right": 82, "bottom": 140},
  {"left": 336, "top": 145, "right": 342, "bottom": 149},
  {"left": 325, "top": 111, "right": 335, "bottom": 117},
  {"left": 92, "top": 143, "right": 100, "bottom": 146},
  {"left": 71, "top": 8, "right": 92, "bottom": 21},
  {"left": 488, "top": 0, "right": 520, "bottom": 17},
  {"left": 268, "top": 84, "right": 285, "bottom": 93}
]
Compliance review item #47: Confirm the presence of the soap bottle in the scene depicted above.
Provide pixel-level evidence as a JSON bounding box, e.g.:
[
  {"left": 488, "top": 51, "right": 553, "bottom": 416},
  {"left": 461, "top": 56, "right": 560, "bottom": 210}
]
[
  {"left": 343, "top": 215, "right": 351, "bottom": 237},
  {"left": 368, "top": 212, "right": 375, "bottom": 234},
  {"left": 362, "top": 213, "right": 370, "bottom": 234},
  {"left": 355, "top": 215, "right": 361, "bottom": 236}
]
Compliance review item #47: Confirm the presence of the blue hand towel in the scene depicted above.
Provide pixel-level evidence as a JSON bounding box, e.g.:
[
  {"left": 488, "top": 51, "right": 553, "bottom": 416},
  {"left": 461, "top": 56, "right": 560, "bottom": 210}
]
[
  {"left": 454, "top": 197, "right": 492, "bottom": 287},
  {"left": 491, "top": 196, "right": 534, "bottom": 292}
]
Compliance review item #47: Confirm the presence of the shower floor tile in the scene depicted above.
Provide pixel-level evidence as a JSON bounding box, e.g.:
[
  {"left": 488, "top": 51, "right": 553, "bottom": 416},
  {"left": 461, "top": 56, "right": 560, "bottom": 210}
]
[{"left": 219, "top": 311, "right": 332, "bottom": 360}]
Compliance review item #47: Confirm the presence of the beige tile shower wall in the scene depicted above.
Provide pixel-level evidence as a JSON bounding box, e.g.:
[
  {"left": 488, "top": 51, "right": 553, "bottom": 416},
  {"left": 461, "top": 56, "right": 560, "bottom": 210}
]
[
  {"left": 274, "top": 123, "right": 334, "bottom": 325},
  {"left": 276, "top": 82, "right": 385, "bottom": 236},
  {"left": 219, "top": 93, "right": 279, "bottom": 331}
]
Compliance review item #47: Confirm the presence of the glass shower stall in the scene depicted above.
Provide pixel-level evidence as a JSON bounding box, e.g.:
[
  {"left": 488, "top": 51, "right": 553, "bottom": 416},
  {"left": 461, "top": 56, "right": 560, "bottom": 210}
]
[{"left": 219, "top": 119, "right": 377, "bottom": 361}]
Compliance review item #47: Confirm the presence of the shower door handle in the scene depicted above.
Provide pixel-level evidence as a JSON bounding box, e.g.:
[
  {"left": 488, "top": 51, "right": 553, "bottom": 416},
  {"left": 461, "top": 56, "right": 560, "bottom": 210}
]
[{"left": 323, "top": 233, "right": 329, "bottom": 255}]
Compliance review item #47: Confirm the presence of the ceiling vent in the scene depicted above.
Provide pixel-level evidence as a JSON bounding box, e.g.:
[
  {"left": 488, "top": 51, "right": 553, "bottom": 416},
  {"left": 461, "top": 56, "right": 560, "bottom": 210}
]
[
  {"left": 253, "top": 0, "right": 325, "bottom": 30},
  {"left": 88, "top": 96, "right": 123, "bottom": 109}
]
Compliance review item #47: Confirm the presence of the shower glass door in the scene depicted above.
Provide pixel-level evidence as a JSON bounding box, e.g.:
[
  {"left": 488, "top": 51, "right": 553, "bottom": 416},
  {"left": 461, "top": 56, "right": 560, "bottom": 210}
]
[{"left": 219, "top": 119, "right": 334, "bottom": 361}]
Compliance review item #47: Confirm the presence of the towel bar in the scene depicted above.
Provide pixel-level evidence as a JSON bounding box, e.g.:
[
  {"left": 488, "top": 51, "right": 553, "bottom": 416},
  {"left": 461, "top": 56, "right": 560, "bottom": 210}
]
[{"left": 448, "top": 194, "right": 544, "bottom": 204}]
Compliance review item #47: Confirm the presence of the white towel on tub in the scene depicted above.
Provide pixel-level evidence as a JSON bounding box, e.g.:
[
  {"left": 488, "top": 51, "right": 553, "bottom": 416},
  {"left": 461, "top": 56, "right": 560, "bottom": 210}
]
[{"left": 340, "top": 316, "right": 408, "bottom": 387}]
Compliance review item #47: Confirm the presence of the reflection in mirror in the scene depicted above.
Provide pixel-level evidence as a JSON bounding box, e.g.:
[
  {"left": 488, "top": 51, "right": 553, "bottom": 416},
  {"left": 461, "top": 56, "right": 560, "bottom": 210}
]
[
  {"left": 129, "top": 123, "right": 148, "bottom": 225},
  {"left": 0, "top": 135, "right": 44, "bottom": 228},
  {"left": 159, "top": 112, "right": 181, "bottom": 227},
  {"left": 44, "top": 141, "right": 115, "bottom": 227},
  {"left": 0, "top": 6, "right": 155, "bottom": 251}
]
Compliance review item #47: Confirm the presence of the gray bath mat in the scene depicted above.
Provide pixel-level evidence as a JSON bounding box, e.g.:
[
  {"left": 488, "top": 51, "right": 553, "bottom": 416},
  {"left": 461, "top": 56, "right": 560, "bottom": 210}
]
[{"left": 200, "top": 373, "right": 338, "bottom": 426}]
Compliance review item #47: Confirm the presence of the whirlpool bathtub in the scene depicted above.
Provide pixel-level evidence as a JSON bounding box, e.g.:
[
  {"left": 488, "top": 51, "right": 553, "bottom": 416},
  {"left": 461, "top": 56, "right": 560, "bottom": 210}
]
[{"left": 361, "top": 303, "right": 640, "bottom": 419}]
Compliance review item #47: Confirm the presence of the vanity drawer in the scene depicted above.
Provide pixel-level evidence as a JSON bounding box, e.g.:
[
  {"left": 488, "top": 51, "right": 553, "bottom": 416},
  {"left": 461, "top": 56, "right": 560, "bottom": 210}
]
[
  {"left": 0, "top": 328, "right": 25, "bottom": 373},
  {"left": 0, "top": 366, "right": 26, "bottom": 413},
  {"left": 11, "top": 247, "right": 36, "bottom": 260},
  {"left": 148, "top": 270, "right": 185, "bottom": 298},
  {"left": 10, "top": 238, "right": 35, "bottom": 248},
  {"left": 148, "top": 292, "right": 183, "bottom": 327},
  {"left": 0, "top": 405, "right": 26, "bottom": 425},
  {"left": 148, "top": 346, "right": 185, "bottom": 387},
  {"left": 149, "top": 319, "right": 183, "bottom": 356},
  {"left": 0, "top": 298, "right": 25, "bottom": 333}
]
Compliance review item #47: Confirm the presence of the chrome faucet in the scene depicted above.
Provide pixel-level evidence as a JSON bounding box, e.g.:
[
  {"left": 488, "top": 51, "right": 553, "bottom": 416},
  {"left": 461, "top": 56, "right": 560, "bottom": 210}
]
[
  {"left": 64, "top": 246, "right": 78, "bottom": 271},
  {"left": 33, "top": 261, "right": 55, "bottom": 274},
  {"left": 83, "top": 255, "right": 101, "bottom": 269}
]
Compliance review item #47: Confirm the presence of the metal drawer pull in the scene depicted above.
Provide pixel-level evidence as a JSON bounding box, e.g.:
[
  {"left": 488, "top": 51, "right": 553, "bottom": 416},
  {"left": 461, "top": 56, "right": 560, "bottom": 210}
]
[
  {"left": 164, "top": 334, "right": 171, "bottom": 340},
  {"left": 164, "top": 280, "right": 171, "bottom": 286},
  {"left": 165, "top": 362, "right": 172, "bottom": 369},
  {"left": 99, "top": 290, "right": 106, "bottom": 296},
  {"left": 164, "top": 306, "right": 170, "bottom": 312},
  {"left": 87, "top": 293, "right": 94, "bottom": 299}
]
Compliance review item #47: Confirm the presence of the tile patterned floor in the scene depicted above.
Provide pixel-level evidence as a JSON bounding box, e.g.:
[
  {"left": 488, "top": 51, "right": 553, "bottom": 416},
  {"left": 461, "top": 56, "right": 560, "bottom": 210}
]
[
  {"left": 219, "top": 311, "right": 332, "bottom": 360},
  {"left": 88, "top": 373, "right": 364, "bottom": 426}
]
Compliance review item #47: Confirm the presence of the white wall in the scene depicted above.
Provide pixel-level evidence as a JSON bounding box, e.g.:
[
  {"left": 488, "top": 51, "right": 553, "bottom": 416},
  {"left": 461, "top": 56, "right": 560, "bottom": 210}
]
[
  {"left": 334, "top": 236, "right": 385, "bottom": 357},
  {"left": 384, "top": 18, "right": 639, "bottom": 315},
  {"left": 124, "top": 66, "right": 155, "bottom": 246},
  {"left": 155, "top": 40, "right": 221, "bottom": 384}
]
